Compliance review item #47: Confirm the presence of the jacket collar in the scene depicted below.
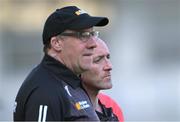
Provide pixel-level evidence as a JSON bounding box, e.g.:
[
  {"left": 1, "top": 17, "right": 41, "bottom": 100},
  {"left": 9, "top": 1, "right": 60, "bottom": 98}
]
[{"left": 41, "top": 54, "right": 81, "bottom": 89}]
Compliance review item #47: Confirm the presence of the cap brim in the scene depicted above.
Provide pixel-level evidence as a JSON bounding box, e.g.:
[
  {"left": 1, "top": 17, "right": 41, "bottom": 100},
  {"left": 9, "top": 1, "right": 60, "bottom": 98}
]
[{"left": 68, "top": 15, "right": 109, "bottom": 30}]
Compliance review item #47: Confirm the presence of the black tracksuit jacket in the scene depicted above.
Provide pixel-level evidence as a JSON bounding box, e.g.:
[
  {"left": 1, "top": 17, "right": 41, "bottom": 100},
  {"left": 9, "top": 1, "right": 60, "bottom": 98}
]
[{"left": 13, "top": 54, "right": 99, "bottom": 121}]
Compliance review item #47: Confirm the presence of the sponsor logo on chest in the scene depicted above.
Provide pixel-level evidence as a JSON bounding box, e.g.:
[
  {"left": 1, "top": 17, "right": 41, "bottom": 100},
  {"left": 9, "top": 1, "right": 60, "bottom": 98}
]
[{"left": 75, "top": 100, "right": 90, "bottom": 110}]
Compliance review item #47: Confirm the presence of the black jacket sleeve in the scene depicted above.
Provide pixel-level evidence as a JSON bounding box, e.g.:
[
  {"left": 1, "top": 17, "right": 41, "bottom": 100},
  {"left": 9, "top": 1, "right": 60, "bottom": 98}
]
[
  {"left": 25, "top": 87, "right": 64, "bottom": 121},
  {"left": 13, "top": 84, "right": 66, "bottom": 121}
]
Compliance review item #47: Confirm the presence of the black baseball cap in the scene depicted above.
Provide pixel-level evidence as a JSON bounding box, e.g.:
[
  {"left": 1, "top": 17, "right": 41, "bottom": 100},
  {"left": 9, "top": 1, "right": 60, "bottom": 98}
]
[{"left": 42, "top": 6, "right": 109, "bottom": 45}]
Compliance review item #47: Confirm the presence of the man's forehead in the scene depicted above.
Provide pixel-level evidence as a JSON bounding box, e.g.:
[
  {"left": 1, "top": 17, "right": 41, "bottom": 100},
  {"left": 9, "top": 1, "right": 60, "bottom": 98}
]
[
  {"left": 93, "top": 49, "right": 110, "bottom": 57},
  {"left": 95, "top": 43, "right": 109, "bottom": 53}
]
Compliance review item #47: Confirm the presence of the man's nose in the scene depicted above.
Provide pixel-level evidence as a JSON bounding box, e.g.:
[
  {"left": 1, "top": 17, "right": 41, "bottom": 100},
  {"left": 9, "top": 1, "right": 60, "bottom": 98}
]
[
  {"left": 86, "top": 36, "right": 97, "bottom": 49},
  {"left": 104, "top": 60, "right": 112, "bottom": 71}
]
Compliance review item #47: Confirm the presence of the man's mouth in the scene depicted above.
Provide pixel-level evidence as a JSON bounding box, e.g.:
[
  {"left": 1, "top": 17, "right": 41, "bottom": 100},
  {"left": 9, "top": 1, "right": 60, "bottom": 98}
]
[
  {"left": 83, "top": 53, "right": 93, "bottom": 56},
  {"left": 104, "top": 74, "right": 111, "bottom": 78}
]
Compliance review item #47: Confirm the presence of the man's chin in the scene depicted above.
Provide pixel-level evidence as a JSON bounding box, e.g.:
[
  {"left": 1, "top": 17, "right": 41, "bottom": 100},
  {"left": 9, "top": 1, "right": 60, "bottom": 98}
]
[{"left": 100, "top": 84, "right": 113, "bottom": 90}]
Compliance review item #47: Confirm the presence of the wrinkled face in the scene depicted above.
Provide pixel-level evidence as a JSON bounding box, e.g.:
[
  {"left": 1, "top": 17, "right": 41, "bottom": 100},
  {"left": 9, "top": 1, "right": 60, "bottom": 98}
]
[
  {"left": 59, "top": 28, "right": 98, "bottom": 74},
  {"left": 81, "top": 39, "right": 112, "bottom": 91}
]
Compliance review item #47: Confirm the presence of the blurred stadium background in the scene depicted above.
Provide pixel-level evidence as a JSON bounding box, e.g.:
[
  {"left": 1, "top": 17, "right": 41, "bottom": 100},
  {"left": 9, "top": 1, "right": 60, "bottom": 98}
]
[{"left": 0, "top": 0, "right": 180, "bottom": 121}]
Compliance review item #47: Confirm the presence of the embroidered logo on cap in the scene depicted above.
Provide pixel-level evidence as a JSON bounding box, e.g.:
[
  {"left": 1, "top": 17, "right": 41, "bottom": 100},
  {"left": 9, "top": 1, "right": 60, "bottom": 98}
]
[
  {"left": 75, "top": 9, "right": 87, "bottom": 16},
  {"left": 75, "top": 101, "right": 90, "bottom": 110}
]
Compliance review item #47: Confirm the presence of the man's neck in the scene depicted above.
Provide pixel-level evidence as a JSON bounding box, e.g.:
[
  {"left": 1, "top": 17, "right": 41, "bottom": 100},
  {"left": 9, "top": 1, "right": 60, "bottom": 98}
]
[{"left": 83, "top": 85, "right": 102, "bottom": 112}]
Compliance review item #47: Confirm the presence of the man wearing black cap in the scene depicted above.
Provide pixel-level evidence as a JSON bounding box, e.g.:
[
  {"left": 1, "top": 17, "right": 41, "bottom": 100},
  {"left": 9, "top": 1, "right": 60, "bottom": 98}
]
[{"left": 13, "top": 6, "right": 108, "bottom": 121}]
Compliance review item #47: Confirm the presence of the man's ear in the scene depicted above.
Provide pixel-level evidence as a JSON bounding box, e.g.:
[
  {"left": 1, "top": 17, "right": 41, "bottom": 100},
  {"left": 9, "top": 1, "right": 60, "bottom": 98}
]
[{"left": 50, "top": 37, "right": 62, "bottom": 51}]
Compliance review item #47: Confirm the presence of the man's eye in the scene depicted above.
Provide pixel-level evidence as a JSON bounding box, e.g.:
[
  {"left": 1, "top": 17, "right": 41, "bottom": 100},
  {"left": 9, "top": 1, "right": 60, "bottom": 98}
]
[
  {"left": 107, "top": 54, "right": 110, "bottom": 59},
  {"left": 93, "top": 57, "right": 103, "bottom": 63}
]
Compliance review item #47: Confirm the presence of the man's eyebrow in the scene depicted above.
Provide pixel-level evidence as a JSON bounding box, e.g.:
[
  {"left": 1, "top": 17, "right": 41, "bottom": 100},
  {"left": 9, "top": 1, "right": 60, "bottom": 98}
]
[
  {"left": 94, "top": 55, "right": 104, "bottom": 59},
  {"left": 93, "top": 55, "right": 104, "bottom": 61},
  {"left": 94, "top": 53, "right": 110, "bottom": 59}
]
